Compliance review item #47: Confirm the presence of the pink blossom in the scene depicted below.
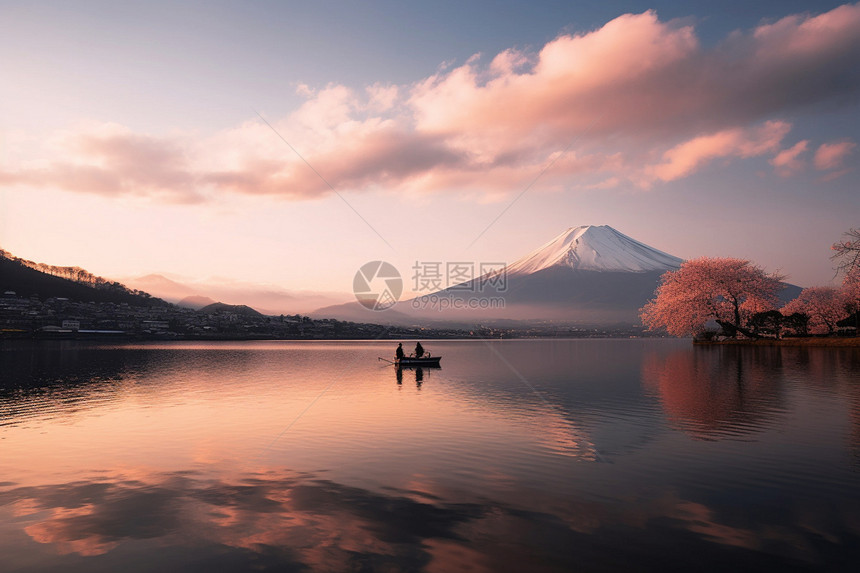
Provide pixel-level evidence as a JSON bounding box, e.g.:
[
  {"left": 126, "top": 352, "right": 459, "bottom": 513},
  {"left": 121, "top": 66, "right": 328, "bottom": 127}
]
[
  {"left": 782, "top": 286, "right": 848, "bottom": 334},
  {"left": 841, "top": 267, "right": 860, "bottom": 314},
  {"left": 640, "top": 257, "right": 782, "bottom": 337}
]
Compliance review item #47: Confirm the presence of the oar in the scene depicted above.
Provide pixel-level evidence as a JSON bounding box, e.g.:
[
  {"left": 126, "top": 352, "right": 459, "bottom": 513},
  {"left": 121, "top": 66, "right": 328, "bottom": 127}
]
[{"left": 377, "top": 357, "right": 396, "bottom": 364}]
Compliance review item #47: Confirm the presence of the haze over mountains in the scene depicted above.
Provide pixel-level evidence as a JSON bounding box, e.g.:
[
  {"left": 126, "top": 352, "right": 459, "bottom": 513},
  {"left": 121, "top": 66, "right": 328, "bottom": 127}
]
[
  {"left": 117, "top": 225, "right": 687, "bottom": 323},
  {"left": 315, "top": 225, "right": 801, "bottom": 327},
  {"left": 121, "top": 273, "right": 351, "bottom": 315},
  {"left": 4, "top": 224, "right": 803, "bottom": 328}
]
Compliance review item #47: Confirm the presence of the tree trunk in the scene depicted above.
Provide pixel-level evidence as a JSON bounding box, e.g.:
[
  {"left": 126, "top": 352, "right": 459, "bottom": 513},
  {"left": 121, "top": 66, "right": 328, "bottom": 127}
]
[{"left": 716, "top": 320, "right": 761, "bottom": 340}]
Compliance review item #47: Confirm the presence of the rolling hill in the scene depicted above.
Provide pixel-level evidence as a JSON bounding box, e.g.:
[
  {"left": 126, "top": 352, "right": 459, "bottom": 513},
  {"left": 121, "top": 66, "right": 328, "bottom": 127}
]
[{"left": 0, "top": 249, "right": 169, "bottom": 306}]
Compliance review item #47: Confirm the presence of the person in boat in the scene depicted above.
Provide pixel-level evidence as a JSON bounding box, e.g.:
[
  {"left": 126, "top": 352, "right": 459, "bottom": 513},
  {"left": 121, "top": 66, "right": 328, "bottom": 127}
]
[
  {"left": 415, "top": 341, "right": 425, "bottom": 358},
  {"left": 396, "top": 343, "right": 404, "bottom": 360}
]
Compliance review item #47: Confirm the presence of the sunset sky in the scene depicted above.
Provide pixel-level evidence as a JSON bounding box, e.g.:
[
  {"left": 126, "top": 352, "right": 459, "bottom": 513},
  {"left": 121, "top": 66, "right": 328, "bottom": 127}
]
[{"left": 1, "top": 0, "right": 858, "bottom": 300}]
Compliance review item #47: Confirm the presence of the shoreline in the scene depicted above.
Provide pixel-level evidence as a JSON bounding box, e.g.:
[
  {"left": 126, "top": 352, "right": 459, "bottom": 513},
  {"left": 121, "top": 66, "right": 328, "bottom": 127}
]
[{"left": 694, "top": 337, "right": 860, "bottom": 347}]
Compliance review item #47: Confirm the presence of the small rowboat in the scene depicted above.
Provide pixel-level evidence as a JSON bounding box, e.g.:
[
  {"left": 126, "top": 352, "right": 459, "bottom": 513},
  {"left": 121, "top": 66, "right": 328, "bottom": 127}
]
[{"left": 395, "top": 356, "right": 441, "bottom": 367}]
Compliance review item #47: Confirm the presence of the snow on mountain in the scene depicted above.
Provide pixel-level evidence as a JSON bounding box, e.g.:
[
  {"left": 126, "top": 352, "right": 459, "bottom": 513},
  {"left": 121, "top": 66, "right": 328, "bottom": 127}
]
[{"left": 506, "top": 225, "right": 683, "bottom": 275}]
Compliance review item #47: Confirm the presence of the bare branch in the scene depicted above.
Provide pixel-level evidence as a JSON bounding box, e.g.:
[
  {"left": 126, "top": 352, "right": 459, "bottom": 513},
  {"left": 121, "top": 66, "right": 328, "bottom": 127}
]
[{"left": 831, "top": 227, "right": 860, "bottom": 276}]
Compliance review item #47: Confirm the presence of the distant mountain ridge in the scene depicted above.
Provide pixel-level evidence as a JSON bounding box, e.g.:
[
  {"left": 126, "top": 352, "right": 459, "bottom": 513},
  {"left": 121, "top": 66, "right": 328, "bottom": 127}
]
[
  {"left": 122, "top": 273, "right": 350, "bottom": 315},
  {"left": 199, "top": 302, "right": 264, "bottom": 317},
  {"left": 179, "top": 295, "right": 218, "bottom": 309}
]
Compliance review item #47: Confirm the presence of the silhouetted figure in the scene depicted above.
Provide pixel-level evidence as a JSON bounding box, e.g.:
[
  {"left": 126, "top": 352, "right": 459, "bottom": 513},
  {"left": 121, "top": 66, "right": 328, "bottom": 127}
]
[
  {"left": 396, "top": 343, "right": 404, "bottom": 360},
  {"left": 415, "top": 342, "right": 424, "bottom": 358}
]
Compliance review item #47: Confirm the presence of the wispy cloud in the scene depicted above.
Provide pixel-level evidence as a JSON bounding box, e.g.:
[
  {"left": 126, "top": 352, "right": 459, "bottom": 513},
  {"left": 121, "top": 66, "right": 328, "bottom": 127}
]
[
  {"left": 770, "top": 140, "right": 810, "bottom": 177},
  {"left": 1, "top": 123, "right": 204, "bottom": 203},
  {"left": 647, "top": 121, "right": 791, "bottom": 183},
  {"left": 814, "top": 139, "right": 857, "bottom": 170},
  {"left": 4, "top": 4, "right": 860, "bottom": 202}
]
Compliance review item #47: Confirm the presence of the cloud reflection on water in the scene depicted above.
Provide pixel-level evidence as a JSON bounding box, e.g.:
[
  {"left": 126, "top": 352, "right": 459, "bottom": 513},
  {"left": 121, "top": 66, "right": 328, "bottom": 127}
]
[
  {"left": 2, "top": 341, "right": 860, "bottom": 571},
  {"left": 2, "top": 466, "right": 860, "bottom": 572}
]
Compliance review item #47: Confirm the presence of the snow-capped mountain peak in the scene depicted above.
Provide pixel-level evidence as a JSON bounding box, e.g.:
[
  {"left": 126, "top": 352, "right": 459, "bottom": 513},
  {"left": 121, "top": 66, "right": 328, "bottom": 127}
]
[{"left": 507, "top": 225, "right": 683, "bottom": 275}]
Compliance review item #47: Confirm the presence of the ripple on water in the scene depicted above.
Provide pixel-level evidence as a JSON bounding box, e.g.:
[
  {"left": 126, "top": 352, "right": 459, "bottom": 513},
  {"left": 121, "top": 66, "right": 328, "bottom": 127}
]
[{"left": 1, "top": 340, "right": 860, "bottom": 572}]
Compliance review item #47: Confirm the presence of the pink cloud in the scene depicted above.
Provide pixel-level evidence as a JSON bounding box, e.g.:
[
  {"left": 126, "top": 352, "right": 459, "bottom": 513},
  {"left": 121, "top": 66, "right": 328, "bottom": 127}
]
[
  {"left": 408, "top": 5, "right": 860, "bottom": 149},
  {"left": 205, "top": 128, "right": 463, "bottom": 198},
  {"left": 648, "top": 121, "right": 791, "bottom": 183},
  {"left": 752, "top": 3, "right": 860, "bottom": 60},
  {"left": 0, "top": 125, "right": 203, "bottom": 203},
  {"left": 408, "top": 10, "right": 700, "bottom": 147},
  {"left": 3, "top": 4, "right": 860, "bottom": 202},
  {"left": 770, "top": 140, "right": 809, "bottom": 177},
  {"left": 814, "top": 139, "right": 857, "bottom": 170}
]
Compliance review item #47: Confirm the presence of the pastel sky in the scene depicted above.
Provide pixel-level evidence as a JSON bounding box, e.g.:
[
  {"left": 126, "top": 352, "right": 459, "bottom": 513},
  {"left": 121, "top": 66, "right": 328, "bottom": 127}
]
[{"left": 1, "top": 0, "right": 858, "bottom": 298}]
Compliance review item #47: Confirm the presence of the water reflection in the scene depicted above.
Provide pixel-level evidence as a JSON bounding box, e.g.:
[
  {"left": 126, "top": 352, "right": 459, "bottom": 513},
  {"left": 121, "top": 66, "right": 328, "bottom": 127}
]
[
  {"left": 642, "top": 345, "right": 860, "bottom": 447},
  {"left": 0, "top": 341, "right": 138, "bottom": 388},
  {"left": 642, "top": 347, "right": 787, "bottom": 440},
  {"left": 431, "top": 340, "right": 669, "bottom": 459},
  {"left": 780, "top": 347, "right": 860, "bottom": 467},
  {"left": 1, "top": 340, "right": 860, "bottom": 571},
  {"left": 394, "top": 365, "right": 437, "bottom": 387},
  {"left": 0, "top": 342, "right": 140, "bottom": 428},
  {"left": 2, "top": 467, "right": 858, "bottom": 572},
  {"left": 0, "top": 470, "right": 479, "bottom": 570}
]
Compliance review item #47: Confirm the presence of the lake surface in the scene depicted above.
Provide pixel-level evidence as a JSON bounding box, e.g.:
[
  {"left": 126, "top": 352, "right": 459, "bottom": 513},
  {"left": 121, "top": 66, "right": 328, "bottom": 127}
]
[{"left": 1, "top": 339, "right": 859, "bottom": 572}]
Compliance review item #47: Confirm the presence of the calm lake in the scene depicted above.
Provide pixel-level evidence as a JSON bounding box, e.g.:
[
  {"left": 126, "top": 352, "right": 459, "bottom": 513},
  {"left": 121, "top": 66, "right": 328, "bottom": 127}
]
[{"left": 1, "top": 339, "right": 859, "bottom": 572}]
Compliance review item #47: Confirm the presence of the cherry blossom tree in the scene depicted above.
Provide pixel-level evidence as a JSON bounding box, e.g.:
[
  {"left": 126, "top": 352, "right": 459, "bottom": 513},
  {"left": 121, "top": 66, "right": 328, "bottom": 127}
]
[
  {"left": 832, "top": 228, "right": 860, "bottom": 276},
  {"left": 782, "top": 286, "right": 848, "bottom": 335},
  {"left": 831, "top": 228, "right": 860, "bottom": 333},
  {"left": 839, "top": 267, "right": 860, "bottom": 332},
  {"left": 640, "top": 257, "right": 784, "bottom": 338},
  {"left": 842, "top": 267, "right": 860, "bottom": 309}
]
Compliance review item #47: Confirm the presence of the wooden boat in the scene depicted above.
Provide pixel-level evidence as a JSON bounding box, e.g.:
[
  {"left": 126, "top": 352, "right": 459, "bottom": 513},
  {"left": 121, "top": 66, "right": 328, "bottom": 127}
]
[{"left": 395, "top": 356, "right": 441, "bottom": 367}]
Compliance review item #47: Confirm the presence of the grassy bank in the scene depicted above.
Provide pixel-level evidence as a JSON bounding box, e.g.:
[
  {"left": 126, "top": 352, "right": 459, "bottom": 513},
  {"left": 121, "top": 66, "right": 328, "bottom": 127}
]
[{"left": 694, "top": 337, "right": 860, "bottom": 347}]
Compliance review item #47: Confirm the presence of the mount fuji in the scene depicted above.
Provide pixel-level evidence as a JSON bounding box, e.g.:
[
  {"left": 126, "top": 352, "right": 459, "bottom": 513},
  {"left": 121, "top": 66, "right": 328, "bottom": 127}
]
[
  {"left": 421, "top": 225, "right": 684, "bottom": 325},
  {"left": 314, "top": 225, "right": 688, "bottom": 326},
  {"left": 506, "top": 225, "right": 683, "bottom": 275}
]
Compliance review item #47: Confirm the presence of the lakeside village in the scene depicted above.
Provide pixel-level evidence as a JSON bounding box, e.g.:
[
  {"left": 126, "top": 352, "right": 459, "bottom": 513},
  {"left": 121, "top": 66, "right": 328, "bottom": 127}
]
[{"left": 0, "top": 291, "right": 649, "bottom": 341}]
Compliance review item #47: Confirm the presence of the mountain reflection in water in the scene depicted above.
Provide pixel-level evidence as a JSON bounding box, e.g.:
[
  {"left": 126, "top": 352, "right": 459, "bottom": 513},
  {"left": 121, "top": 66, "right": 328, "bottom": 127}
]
[{"left": 1, "top": 340, "right": 859, "bottom": 572}]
